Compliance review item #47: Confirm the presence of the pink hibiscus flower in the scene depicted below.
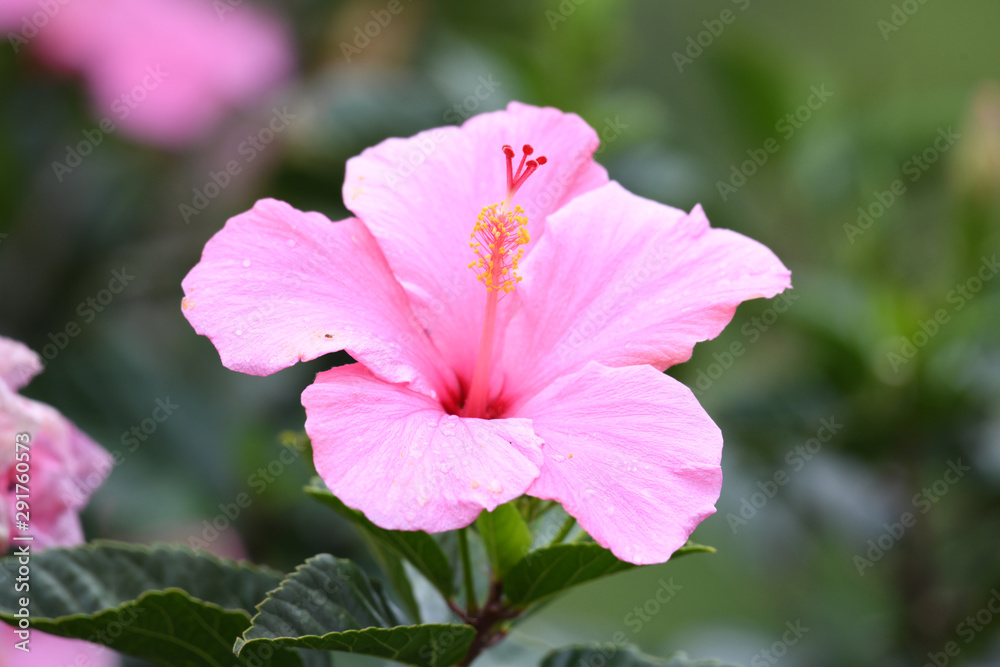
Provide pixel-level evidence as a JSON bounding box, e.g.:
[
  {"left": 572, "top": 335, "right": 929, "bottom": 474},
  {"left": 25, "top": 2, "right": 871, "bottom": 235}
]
[
  {"left": 0, "top": 336, "right": 118, "bottom": 664},
  {"left": 0, "top": 336, "right": 112, "bottom": 550},
  {"left": 181, "top": 102, "right": 791, "bottom": 564},
  {"left": 4, "top": 0, "right": 292, "bottom": 147}
]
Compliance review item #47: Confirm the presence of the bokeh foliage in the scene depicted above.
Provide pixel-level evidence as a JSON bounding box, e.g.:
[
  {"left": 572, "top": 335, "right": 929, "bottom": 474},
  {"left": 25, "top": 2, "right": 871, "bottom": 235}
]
[{"left": 1, "top": 0, "right": 999, "bottom": 665}]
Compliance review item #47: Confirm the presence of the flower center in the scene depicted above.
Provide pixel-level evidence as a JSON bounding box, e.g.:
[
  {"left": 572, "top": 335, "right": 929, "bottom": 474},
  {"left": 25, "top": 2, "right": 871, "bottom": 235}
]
[{"left": 462, "top": 144, "right": 546, "bottom": 419}]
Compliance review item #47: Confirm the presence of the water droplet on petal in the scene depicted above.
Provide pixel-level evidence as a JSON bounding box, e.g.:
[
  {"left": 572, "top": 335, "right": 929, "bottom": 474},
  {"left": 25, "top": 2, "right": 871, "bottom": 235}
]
[
  {"left": 235, "top": 329, "right": 243, "bottom": 336},
  {"left": 439, "top": 461, "right": 453, "bottom": 473},
  {"left": 242, "top": 259, "right": 251, "bottom": 267},
  {"left": 417, "top": 494, "right": 429, "bottom": 507},
  {"left": 551, "top": 454, "right": 566, "bottom": 463},
  {"left": 488, "top": 479, "right": 502, "bottom": 494},
  {"left": 584, "top": 488, "right": 596, "bottom": 495}
]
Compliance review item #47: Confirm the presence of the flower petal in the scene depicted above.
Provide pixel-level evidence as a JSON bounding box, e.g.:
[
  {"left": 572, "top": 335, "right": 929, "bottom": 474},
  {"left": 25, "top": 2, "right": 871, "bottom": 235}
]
[
  {"left": 36, "top": 0, "right": 293, "bottom": 147},
  {"left": 0, "top": 336, "right": 42, "bottom": 391},
  {"left": 342, "top": 102, "right": 607, "bottom": 388},
  {"left": 1, "top": 624, "right": 120, "bottom": 667},
  {"left": 503, "top": 181, "right": 792, "bottom": 403},
  {"left": 513, "top": 363, "right": 722, "bottom": 565},
  {"left": 0, "top": 382, "right": 112, "bottom": 551},
  {"left": 303, "top": 364, "right": 543, "bottom": 533},
  {"left": 181, "top": 199, "right": 455, "bottom": 399}
]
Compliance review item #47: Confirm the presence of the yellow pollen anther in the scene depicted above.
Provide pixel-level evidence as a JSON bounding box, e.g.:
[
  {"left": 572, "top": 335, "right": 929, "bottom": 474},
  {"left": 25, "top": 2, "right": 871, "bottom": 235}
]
[{"left": 467, "top": 202, "right": 529, "bottom": 294}]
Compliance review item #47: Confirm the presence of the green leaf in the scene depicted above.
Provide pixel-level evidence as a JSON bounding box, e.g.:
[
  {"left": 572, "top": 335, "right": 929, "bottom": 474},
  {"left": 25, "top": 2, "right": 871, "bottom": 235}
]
[
  {"left": 504, "top": 540, "right": 714, "bottom": 610},
  {"left": 542, "top": 645, "right": 738, "bottom": 666},
  {"left": 503, "top": 543, "right": 634, "bottom": 607},
  {"left": 367, "top": 539, "right": 422, "bottom": 623},
  {"left": 434, "top": 528, "right": 490, "bottom": 609},
  {"left": 476, "top": 501, "right": 532, "bottom": 577},
  {"left": 672, "top": 541, "right": 717, "bottom": 558},
  {"left": 0, "top": 541, "right": 322, "bottom": 667},
  {"left": 236, "top": 554, "right": 475, "bottom": 667},
  {"left": 305, "top": 478, "right": 454, "bottom": 599}
]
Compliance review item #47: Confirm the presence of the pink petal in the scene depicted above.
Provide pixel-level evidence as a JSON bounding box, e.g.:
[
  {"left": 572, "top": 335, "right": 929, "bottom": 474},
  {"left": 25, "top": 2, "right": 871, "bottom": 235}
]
[
  {"left": 503, "top": 181, "right": 792, "bottom": 403},
  {"left": 303, "top": 364, "right": 543, "bottom": 533},
  {"left": 181, "top": 199, "right": 455, "bottom": 400},
  {"left": 35, "top": 0, "right": 293, "bottom": 147},
  {"left": 0, "top": 0, "right": 41, "bottom": 31},
  {"left": 342, "top": 102, "right": 607, "bottom": 389},
  {"left": 0, "top": 335, "right": 42, "bottom": 390},
  {"left": 513, "top": 362, "right": 722, "bottom": 565},
  {"left": 0, "top": 381, "right": 112, "bottom": 552},
  {"left": 0, "top": 624, "right": 120, "bottom": 667}
]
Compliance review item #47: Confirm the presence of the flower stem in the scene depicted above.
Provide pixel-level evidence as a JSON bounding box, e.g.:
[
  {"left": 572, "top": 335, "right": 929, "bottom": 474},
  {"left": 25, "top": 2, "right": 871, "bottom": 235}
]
[
  {"left": 457, "top": 527, "right": 478, "bottom": 615},
  {"left": 549, "top": 515, "right": 577, "bottom": 546}
]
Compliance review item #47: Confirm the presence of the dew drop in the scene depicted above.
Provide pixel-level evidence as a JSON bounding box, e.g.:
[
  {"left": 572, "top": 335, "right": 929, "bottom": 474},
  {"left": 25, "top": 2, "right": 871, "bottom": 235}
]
[
  {"left": 551, "top": 454, "right": 566, "bottom": 463},
  {"left": 584, "top": 488, "right": 596, "bottom": 495},
  {"left": 439, "top": 461, "right": 453, "bottom": 474},
  {"left": 235, "top": 329, "right": 243, "bottom": 336},
  {"left": 416, "top": 494, "right": 429, "bottom": 507},
  {"left": 242, "top": 259, "right": 251, "bottom": 267},
  {"left": 488, "top": 479, "right": 502, "bottom": 494}
]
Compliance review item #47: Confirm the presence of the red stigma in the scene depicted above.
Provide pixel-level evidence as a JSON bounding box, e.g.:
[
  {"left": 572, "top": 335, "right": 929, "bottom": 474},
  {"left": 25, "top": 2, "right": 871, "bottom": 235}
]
[{"left": 504, "top": 143, "right": 547, "bottom": 199}]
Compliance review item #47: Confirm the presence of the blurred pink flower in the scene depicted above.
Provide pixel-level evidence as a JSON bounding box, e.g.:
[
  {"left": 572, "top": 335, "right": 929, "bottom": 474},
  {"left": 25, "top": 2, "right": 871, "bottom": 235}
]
[
  {"left": 0, "top": 336, "right": 112, "bottom": 551},
  {"left": 5, "top": 0, "right": 293, "bottom": 147},
  {"left": 181, "top": 102, "right": 791, "bottom": 564},
  {"left": 0, "top": 622, "right": 119, "bottom": 667}
]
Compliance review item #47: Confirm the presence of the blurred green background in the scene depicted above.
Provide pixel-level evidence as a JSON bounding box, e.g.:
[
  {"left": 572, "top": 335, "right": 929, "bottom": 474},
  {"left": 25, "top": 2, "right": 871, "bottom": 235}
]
[{"left": 2, "top": 0, "right": 999, "bottom": 665}]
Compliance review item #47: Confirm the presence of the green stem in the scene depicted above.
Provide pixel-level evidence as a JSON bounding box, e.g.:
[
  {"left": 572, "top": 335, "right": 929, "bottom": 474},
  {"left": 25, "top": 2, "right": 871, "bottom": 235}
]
[
  {"left": 549, "top": 515, "right": 576, "bottom": 546},
  {"left": 457, "top": 528, "right": 478, "bottom": 615},
  {"left": 533, "top": 500, "right": 558, "bottom": 521}
]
